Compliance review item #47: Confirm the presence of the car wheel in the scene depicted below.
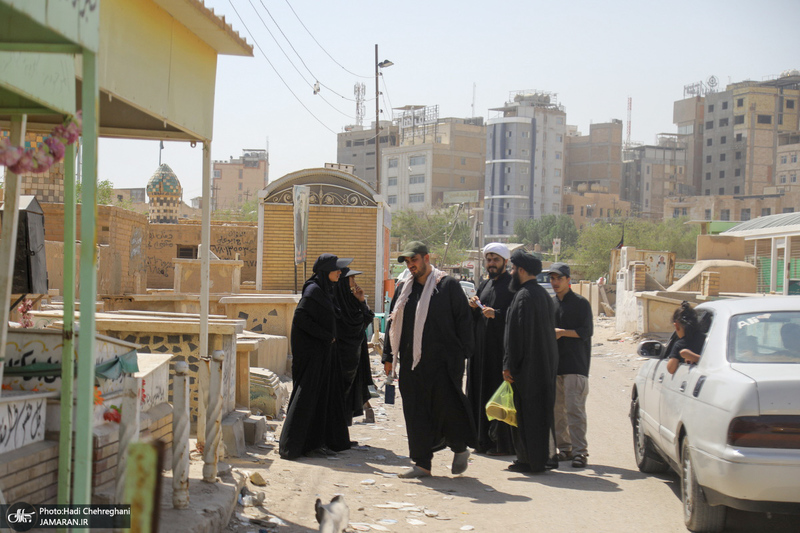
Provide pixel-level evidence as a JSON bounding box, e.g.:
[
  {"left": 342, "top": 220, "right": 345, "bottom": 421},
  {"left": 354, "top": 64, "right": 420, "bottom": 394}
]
[
  {"left": 681, "top": 438, "right": 726, "bottom": 532},
  {"left": 632, "top": 398, "right": 668, "bottom": 473}
]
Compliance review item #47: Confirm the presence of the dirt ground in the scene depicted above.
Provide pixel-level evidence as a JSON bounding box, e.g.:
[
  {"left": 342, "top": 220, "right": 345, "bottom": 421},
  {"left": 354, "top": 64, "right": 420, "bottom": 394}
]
[{"left": 220, "top": 317, "right": 800, "bottom": 533}]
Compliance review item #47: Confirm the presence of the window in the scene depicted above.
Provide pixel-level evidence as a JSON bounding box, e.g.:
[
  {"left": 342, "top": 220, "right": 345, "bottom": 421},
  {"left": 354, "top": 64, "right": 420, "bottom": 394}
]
[
  {"left": 783, "top": 207, "right": 795, "bottom": 214},
  {"left": 238, "top": 182, "right": 243, "bottom": 190},
  {"left": 177, "top": 246, "right": 198, "bottom": 259},
  {"left": 387, "top": 195, "right": 397, "bottom": 205},
  {"left": 734, "top": 115, "right": 745, "bottom": 125},
  {"left": 780, "top": 155, "right": 788, "bottom": 164},
  {"left": 505, "top": 167, "right": 511, "bottom": 174},
  {"left": 735, "top": 133, "right": 743, "bottom": 142},
  {"left": 707, "top": 138, "right": 713, "bottom": 146},
  {"left": 706, "top": 155, "right": 712, "bottom": 163},
  {"left": 720, "top": 209, "right": 730, "bottom": 221},
  {"left": 556, "top": 116, "right": 564, "bottom": 125},
  {"left": 388, "top": 158, "right": 398, "bottom": 168},
  {"left": 780, "top": 175, "right": 787, "bottom": 184},
  {"left": 409, "top": 193, "right": 424, "bottom": 203},
  {"left": 521, "top": 149, "right": 529, "bottom": 156},
  {"left": 522, "top": 166, "right": 529, "bottom": 174},
  {"left": 366, "top": 151, "right": 375, "bottom": 156},
  {"left": 708, "top": 104, "right": 714, "bottom": 113},
  {"left": 721, "top": 136, "right": 727, "bottom": 144},
  {"left": 722, "top": 101, "right": 728, "bottom": 110},
  {"left": 553, "top": 203, "right": 560, "bottom": 213},
  {"left": 554, "top": 169, "right": 561, "bottom": 177},
  {"left": 719, "top": 187, "right": 725, "bottom": 195},
  {"left": 580, "top": 206, "right": 584, "bottom": 216},
  {"left": 719, "top": 118, "right": 729, "bottom": 127},
  {"left": 555, "top": 151, "right": 562, "bottom": 160},
  {"left": 388, "top": 177, "right": 397, "bottom": 187},
  {"left": 566, "top": 205, "right": 574, "bottom": 215},
  {"left": 736, "top": 151, "right": 742, "bottom": 160},
  {"left": 409, "top": 155, "right": 426, "bottom": 166},
  {"left": 793, "top": 154, "right": 798, "bottom": 163},
  {"left": 460, "top": 157, "right": 466, "bottom": 165},
  {"left": 646, "top": 182, "right": 650, "bottom": 191},
  {"left": 504, "top": 184, "right": 511, "bottom": 192},
  {"left": 705, "top": 172, "right": 711, "bottom": 180},
  {"left": 720, "top": 153, "right": 726, "bottom": 162},
  {"left": 792, "top": 174, "right": 797, "bottom": 183},
  {"left": 734, "top": 186, "right": 740, "bottom": 194},
  {"left": 409, "top": 174, "right": 425, "bottom": 184},
  {"left": 757, "top": 115, "right": 772, "bottom": 124},
  {"left": 213, "top": 169, "right": 221, "bottom": 178},
  {"left": 673, "top": 208, "right": 681, "bottom": 218},
  {"left": 761, "top": 208, "right": 771, "bottom": 217},
  {"left": 740, "top": 208, "right": 751, "bottom": 222},
  {"left": 238, "top": 169, "right": 243, "bottom": 179},
  {"left": 787, "top": 100, "right": 796, "bottom": 109},
  {"left": 367, "top": 139, "right": 375, "bottom": 145},
  {"left": 735, "top": 168, "right": 741, "bottom": 177},
  {"left": 682, "top": 208, "right": 688, "bottom": 216},
  {"left": 705, "top": 209, "right": 712, "bottom": 220},
  {"left": 460, "top": 177, "right": 465, "bottom": 184},
  {"left": 522, "top": 131, "right": 530, "bottom": 138},
  {"left": 737, "top": 98, "right": 744, "bottom": 107},
  {"left": 506, "top": 149, "right": 512, "bottom": 156},
  {"left": 706, "top": 120, "right": 714, "bottom": 130},
  {"left": 720, "top": 171, "right": 725, "bottom": 179},
  {"left": 553, "top": 186, "right": 560, "bottom": 194},
  {"left": 345, "top": 140, "right": 352, "bottom": 147},
  {"left": 705, "top": 189, "right": 710, "bottom": 196},
  {"left": 506, "top": 131, "right": 513, "bottom": 138},
  {"left": 556, "top": 134, "right": 563, "bottom": 142},
  {"left": 354, "top": 140, "right": 365, "bottom": 146}
]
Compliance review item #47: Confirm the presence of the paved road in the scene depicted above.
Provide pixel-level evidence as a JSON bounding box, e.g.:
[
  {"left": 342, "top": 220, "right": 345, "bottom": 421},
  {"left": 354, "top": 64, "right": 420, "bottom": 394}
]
[{"left": 224, "top": 318, "right": 800, "bottom": 532}]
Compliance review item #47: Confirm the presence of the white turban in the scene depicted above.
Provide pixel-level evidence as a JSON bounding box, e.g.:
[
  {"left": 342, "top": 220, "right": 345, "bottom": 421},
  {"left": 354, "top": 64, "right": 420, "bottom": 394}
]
[{"left": 482, "top": 242, "right": 510, "bottom": 260}]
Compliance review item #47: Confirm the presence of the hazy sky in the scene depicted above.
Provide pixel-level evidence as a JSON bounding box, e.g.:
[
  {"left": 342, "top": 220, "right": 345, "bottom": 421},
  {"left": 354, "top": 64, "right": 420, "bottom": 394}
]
[{"left": 98, "top": 0, "right": 800, "bottom": 201}]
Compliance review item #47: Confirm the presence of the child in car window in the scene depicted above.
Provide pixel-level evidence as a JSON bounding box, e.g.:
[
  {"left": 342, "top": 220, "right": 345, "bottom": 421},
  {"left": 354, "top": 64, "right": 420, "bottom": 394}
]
[{"left": 666, "top": 302, "right": 705, "bottom": 374}]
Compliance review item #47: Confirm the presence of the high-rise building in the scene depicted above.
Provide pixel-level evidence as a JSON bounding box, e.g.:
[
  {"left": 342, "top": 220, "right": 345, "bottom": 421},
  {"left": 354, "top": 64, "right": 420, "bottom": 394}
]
[
  {"left": 337, "top": 121, "right": 399, "bottom": 189},
  {"left": 622, "top": 138, "right": 687, "bottom": 219},
  {"left": 380, "top": 108, "right": 485, "bottom": 212},
  {"left": 212, "top": 149, "right": 268, "bottom": 211},
  {"left": 484, "top": 91, "right": 566, "bottom": 241},
  {"left": 564, "top": 120, "right": 623, "bottom": 194},
  {"left": 673, "top": 95, "right": 705, "bottom": 194}
]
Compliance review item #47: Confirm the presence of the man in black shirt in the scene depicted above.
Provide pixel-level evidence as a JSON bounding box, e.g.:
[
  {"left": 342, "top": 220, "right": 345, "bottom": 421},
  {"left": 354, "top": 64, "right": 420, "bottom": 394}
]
[{"left": 548, "top": 263, "right": 593, "bottom": 469}]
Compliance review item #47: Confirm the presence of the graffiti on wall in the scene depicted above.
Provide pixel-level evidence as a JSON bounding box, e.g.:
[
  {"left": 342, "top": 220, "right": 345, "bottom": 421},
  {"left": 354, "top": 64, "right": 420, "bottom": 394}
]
[{"left": 0, "top": 397, "right": 45, "bottom": 454}]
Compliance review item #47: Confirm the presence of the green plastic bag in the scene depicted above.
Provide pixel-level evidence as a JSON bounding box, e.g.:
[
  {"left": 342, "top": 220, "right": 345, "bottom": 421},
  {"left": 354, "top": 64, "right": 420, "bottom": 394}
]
[{"left": 485, "top": 381, "right": 517, "bottom": 427}]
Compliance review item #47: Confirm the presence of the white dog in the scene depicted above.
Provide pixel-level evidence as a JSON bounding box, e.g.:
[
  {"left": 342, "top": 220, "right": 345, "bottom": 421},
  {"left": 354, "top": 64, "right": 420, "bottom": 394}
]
[{"left": 315, "top": 495, "right": 349, "bottom": 533}]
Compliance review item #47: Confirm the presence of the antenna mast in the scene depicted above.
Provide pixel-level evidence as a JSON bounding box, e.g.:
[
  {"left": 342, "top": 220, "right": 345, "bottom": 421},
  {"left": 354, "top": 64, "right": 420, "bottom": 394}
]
[{"left": 471, "top": 83, "right": 476, "bottom": 118}]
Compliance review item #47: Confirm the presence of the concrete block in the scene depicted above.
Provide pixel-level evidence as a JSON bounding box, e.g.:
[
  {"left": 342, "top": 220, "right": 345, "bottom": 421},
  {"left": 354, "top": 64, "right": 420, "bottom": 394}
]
[
  {"left": 221, "top": 411, "right": 247, "bottom": 458},
  {"left": 243, "top": 416, "right": 267, "bottom": 445},
  {"left": 249, "top": 368, "right": 289, "bottom": 417}
]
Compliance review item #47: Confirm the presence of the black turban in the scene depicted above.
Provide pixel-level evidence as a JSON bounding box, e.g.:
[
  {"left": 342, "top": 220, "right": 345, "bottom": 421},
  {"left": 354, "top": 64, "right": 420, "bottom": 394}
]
[{"left": 509, "top": 249, "right": 542, "bottom": 276}]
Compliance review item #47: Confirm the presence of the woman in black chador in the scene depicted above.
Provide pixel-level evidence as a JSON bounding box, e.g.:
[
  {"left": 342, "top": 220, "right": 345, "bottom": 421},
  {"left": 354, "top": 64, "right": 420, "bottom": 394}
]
[
  {"left": 279, "top": 253, "right": 353, "bottom": 459},
  {"left": 333, "top": 268, "right": 376, "bottom": 426}
]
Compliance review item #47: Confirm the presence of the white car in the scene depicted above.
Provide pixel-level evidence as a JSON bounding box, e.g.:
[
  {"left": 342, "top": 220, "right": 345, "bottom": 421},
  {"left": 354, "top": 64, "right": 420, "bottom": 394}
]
[{"left": 630, "top": 297, "right": 800, "bottom": 532}]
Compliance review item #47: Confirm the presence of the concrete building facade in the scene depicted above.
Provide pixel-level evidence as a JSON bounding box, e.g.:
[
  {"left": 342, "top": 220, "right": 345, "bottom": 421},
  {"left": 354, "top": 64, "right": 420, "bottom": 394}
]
[
  {"left": 564, "top": 120, "right": 623, "bottom": 195},
  {"left": 562, "top": 189, "right": 631, "bottom": 230},
  {"left": 380, "top": 114, "right": 485, "bottom": 212},
  {"left": 664, "top": 186, "right": 799, "bottom": 222},
  {"left": 212, "top": 149, "right": 269, "bottom": 211},
  {"left": 622, "top": 140, "right": 688, "bottom": 219},
  {"left": 336, "top": 121, "right": 399, "bottom": 190},
  {"left": 673, "top": 96, "right": 705, "bottom": 194},
  {"left": 484, "top": 91, "right": 567, "bottom": 240},
  {"left": 776, "top": 132, "right": 800, "bottom": 187}
]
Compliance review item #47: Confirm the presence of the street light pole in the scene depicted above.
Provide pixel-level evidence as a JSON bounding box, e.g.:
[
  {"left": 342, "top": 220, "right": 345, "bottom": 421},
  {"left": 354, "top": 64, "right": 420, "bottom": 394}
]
[{"left": 374, "top": 45, "right": 393, "bottom": 196}]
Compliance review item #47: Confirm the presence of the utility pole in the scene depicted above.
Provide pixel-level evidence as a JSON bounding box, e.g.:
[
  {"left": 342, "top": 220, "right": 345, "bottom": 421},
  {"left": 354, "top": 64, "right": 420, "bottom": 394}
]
[{"left": 375, "top": 44, "right": 380, "bottom": 195}]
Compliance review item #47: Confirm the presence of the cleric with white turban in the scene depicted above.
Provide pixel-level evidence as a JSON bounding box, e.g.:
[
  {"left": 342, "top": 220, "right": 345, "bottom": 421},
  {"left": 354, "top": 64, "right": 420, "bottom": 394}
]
[{"left": 482, "top": 242, "right": 510, "bottom": 260}]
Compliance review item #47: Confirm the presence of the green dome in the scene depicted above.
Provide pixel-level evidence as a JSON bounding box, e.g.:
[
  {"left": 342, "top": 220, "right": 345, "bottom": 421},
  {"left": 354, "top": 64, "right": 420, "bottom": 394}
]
[{"left": 146, "top": 163, "right": 182, "bottom": 198}]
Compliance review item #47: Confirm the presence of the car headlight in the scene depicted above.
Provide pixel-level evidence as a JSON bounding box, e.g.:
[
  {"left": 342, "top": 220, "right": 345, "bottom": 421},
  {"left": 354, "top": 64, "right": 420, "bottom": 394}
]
[{"left": 728, "top": 416, "right": 800, "bottom": 449}]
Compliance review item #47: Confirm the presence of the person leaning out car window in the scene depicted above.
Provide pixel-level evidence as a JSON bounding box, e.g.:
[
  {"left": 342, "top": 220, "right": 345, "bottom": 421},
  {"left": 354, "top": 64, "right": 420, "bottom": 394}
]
[{"left": 666, "top": 302, "right": 705, "bottom": 375}]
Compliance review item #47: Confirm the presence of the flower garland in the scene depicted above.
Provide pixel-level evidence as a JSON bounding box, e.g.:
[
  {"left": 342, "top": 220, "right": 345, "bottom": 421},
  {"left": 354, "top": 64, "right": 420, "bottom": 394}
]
[{"left": 0, "top": 111, "right": 82, "bottom": 174}]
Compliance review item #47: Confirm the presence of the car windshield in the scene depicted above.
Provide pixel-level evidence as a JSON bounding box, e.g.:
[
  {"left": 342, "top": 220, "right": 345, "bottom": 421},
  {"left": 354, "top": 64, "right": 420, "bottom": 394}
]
[{"left": 729, "top": 311, "right": 800, "bottom": 363}]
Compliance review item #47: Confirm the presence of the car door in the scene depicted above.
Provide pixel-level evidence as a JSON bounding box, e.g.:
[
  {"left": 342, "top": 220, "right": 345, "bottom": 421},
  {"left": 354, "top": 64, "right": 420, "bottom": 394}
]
[
  {"left": 659, "top": 311, "right": 714, "bottom": 462},
  {"left": 644, "top": 356, "right": 670, "bottom": 452}
]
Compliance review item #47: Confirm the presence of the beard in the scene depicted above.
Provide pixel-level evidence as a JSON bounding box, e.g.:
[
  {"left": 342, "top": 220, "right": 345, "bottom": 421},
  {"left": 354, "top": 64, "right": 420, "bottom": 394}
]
[
  {"left": 509, "top": 269, "right": 522, "bottom": 291},
  {"left": 411, "top": 263, "right": 430, "bottom": 279},
  {"left": 487, "top": 266, "right": 502, "bottom": 279}
]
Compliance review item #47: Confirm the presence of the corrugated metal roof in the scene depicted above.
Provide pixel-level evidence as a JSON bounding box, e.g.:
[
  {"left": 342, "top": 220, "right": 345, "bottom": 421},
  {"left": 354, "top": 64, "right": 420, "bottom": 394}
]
[{"left": 724, "top": 212, "right": 800, "bottom": 233}]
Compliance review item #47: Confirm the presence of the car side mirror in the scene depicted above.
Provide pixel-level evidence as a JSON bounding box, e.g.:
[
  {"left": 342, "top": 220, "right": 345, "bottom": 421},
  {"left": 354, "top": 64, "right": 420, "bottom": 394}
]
[{"left": 637, "top": 340, "right": 664, "bottom": 358}]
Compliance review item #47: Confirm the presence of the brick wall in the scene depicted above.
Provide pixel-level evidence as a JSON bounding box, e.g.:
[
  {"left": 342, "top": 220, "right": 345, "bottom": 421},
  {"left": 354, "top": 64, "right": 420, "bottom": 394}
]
[
  {"left": 0, "top": 440, "right": 58, "bottom": 505},
  {"left": 147, "top": 221, "right": 257, "bottom": 289},
  {"left": 0, "top": 131, "right": 66, "bottom": 203},
  {"left": 40, "top": 203, "right": 149, "bottom": 295},
  {"left": 262, "top": 204, "right": 378, "bottom": 306}
]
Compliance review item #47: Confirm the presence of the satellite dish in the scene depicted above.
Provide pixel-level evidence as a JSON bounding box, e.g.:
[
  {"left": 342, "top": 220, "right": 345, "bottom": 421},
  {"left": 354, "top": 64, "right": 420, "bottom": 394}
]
[{"left": 707, "top": 75, "right": 719, "bottom": 89}]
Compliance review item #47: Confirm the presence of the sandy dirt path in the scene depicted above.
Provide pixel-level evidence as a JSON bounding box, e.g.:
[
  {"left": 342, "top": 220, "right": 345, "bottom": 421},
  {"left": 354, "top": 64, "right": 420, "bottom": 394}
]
[{"left": 223, "top": 317, "right": 799, "bottom": 533}]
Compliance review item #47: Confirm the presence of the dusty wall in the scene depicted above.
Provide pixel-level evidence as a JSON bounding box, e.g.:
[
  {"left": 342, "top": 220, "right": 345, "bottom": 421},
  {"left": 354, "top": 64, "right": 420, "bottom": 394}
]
[
  {"left": 696, "top": 234, "right": 745, "bottom": 261},
  {"left": 147, "top": 221, "right": 257, "bottom": 289}
]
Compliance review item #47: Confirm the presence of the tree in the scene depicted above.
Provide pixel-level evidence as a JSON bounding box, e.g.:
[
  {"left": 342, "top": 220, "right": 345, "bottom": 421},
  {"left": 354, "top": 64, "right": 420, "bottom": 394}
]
[
  {"left": 513, "top": 214, "right": 578, "bottom": 251},
  {"left": 212, "top": 198, "right": 258, "bottom": 222},
  {"left": 391, "top": 205, "right": 473, "bottom": 267},
  {"left": 76, "top": 179, "right": 114, "bottom": 205},
  {"left": 570, "top": 217, "right": 699, "bottom": 280}
]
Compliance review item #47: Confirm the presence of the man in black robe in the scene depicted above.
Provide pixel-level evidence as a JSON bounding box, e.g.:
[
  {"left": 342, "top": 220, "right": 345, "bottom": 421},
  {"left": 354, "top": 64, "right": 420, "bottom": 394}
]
[
  {"left": 503, "top": 249, "right": 558, "bottom": 473},
  {"left": 467, "top": 243, "right": 516, "bottom": 455},
  {"left": 383, "top": 241, "right": 476, "bottom": 478}
]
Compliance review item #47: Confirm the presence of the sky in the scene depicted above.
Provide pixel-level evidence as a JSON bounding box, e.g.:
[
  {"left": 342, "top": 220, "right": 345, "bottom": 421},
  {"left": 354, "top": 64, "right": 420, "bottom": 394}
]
[{"left": 98, "top": 0, "right": 800, "bottom": 201}]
